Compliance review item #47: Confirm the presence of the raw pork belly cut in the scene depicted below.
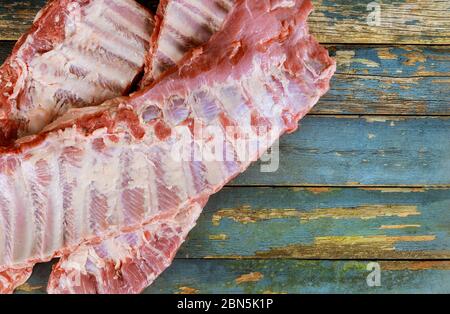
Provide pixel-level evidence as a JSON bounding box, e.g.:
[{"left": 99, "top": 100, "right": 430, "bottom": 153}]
[
  {"left": 0, "top": 0, "right": 154, "bottom": 146},
  {"left": 0, "top": 0, "right": 335, "bottom": 293},
  {"left": 140, "top": 0, "right": 234, "bottom": 87}
]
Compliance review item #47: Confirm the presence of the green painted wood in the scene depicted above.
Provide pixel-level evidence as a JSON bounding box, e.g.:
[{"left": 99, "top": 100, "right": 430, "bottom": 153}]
[
  {"left": 178, "top": 187, "right": 450, "bottom": 259},
  {"left": 232, "top": 116, "right": 450, "bottom": 186},
  {"left": 147, "top": 260, "right": 450, "bottom": 294},
  {"left": 16, "top": 260, "right": 450, "bottom": 294},
  {"left": 0, "top": 0, "right": 449, "bottom": 44}
]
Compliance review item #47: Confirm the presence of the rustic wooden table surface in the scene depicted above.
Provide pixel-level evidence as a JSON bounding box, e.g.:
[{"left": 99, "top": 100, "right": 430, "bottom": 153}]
[{"left": 1, "top": 0, "right": 449, "bottom": 294}]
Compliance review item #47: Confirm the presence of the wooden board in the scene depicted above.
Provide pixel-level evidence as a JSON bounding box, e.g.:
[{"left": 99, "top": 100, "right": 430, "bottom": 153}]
[{"left": 0, "top": 0, "right": 449, "bottom": 44}]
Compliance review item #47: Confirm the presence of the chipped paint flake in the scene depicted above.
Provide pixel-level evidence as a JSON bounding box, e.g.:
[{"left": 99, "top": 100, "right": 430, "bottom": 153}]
[
  {"left": 402, "top": 49, "right": 426, "bottom": 66},
  {"left": 255, "top": 235, "right": 438, "bottom": 259},
  {"left": 301, "top": 205, "right": 420, "bottom": 221},
  {"left": 263, "top": 290, "right": 288, "bottom": 294},
  {"left": 353, "top": 58, "right": 380, "bottom": 68},
  {"left": 209, "top": 234, "right": 229, "bottom": 241},
  {"left": 15, "top": 283, "right": 43, "bottom": 292},
  {"left": 177, "top": 286, "right": 199, "bottom": 294},
  {"left": 235, "top": 272, "right": 264, "bottom": 284},
  {"left": 364, "top": 116, "right": 405, "bottom": 123},
  {"left": 336, "top": 50, "right": 355, "bottom": 68},
  {"left": 212, "top": 205, "right": 420, "bottom": 225},
  {"left": 306, "top": 187, "right": 335, "bottom": 194},
  {"left": 377, "top": 48, "right": 397, "bottom": 60}
]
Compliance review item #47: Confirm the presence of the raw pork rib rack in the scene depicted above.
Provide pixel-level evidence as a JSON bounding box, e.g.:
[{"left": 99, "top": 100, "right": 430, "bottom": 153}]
[
  {"left": 0, "top": 0, "right": 154, "bottom": 146},
  {"left": 0, "top": 0, "right": 335, "bottom": 293},
  {"left": 141, "top": 0, "right": 234, "bottom": 87}
]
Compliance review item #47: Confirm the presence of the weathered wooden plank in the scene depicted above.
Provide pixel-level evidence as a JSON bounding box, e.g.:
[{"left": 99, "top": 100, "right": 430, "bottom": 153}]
[
  {"left": 16, "top": 260, "right": 450, "bottom": 294},
  {"left": 0, "top": 0, "right": 448, "bottom": 44},
  {"left": 177, "top": 187, "right": 450, "bottom": 259},
  {"left": 232, "top": 116, "right": 450, "bottom": 186},
  {"left": 1, "top": 41, "right": 447, "bottom": 115}
]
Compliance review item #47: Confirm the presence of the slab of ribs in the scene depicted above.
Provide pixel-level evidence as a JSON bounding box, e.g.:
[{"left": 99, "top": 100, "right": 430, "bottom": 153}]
[{"left": 0, "top": 0, "right": 335, "bottom": 293}]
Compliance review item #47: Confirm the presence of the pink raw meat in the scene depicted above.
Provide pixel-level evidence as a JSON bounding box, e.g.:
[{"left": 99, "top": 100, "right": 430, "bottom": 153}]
[
  {"left": 0, "top": 0, "right": 335, "bottom": 293},
  {"left": 49, "top": 0, "right": 240, "bottom": 294},
  {"left": 0, "top": 0, "right": 154, "bottom": 146},
  {"left": 0, "top": 0, "right": 154, "bottom": 293},
  {"left": 48, "top": 200, "right": 204, "bottom": 293}
]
